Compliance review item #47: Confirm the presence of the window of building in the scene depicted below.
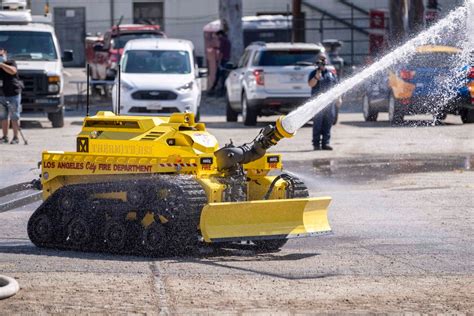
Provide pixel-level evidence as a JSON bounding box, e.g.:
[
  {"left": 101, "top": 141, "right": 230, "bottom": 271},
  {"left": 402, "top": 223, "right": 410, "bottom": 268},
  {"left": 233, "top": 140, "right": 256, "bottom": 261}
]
[{"left": 133, "top": 2, "right": 164, "bottom": 28}]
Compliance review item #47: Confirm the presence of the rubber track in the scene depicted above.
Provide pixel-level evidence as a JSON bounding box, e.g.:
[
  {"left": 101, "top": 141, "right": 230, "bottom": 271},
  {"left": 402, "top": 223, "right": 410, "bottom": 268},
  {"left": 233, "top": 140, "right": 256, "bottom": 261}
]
[
  {"left": 290, "top": 176, "right": 309, "bottom": 199},
  {"left": 27, "top": 175, "right": 207, "bottom": 256}
]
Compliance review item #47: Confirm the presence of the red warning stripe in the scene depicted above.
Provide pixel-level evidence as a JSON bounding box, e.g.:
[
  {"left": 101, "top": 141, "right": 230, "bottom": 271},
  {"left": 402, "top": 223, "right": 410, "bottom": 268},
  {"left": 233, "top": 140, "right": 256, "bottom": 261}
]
[{"left": 158, "top": 163, "right": 198, "bottom": 168}]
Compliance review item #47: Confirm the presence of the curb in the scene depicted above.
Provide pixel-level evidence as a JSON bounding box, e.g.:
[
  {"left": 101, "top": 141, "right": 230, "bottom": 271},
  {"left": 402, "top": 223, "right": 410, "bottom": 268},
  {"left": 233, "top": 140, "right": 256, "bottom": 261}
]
[{"left": 0, "top": 275, "right": 20, "bottom": 299}]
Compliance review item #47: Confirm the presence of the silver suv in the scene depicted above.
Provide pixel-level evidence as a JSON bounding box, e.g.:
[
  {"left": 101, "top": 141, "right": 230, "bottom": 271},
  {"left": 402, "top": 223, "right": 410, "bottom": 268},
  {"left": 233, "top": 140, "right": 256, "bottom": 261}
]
[{"left": 225, "top": 42, "right": 325, "bottom": 125}]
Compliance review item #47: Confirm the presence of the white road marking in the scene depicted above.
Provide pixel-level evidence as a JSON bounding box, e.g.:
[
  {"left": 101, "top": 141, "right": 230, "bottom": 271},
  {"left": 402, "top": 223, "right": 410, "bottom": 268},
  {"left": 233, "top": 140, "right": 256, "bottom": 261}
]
[{"left": 150, "top": 262, "right": 171, "bottom": 315}]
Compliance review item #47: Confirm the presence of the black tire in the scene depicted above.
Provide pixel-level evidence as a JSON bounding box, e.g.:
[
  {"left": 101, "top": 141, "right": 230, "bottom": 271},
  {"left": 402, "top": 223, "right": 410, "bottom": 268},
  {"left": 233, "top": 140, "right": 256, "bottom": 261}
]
[
  {"left": 67, "top": 216, "right": 91, "bottom": 247},
  {"left": 127, "top": 186, "right": 155, "bottom": 208},
  {"left": 28, "top": 213, "right": 54, "bottom": 245},
  {"left": 434, "top": 112, "right": 447, "bottom": 121},
  {"left": 142, "top": 222, "right": 167, "bottom": 256},
  {"left": 460, "top": 109, "right": 474, "bottom": 123},
  {"left": 48, "top": 109, "right": 64, "bottom": 128},
  {"left": 388, "top": 93, "right": 404, "bottom": 125},
  {"left": 104, "top": 220, "right": 128, "bottom": 252},
  {"left": 226, "top": 98, "right": 238, "bottom": 122},
  {"left": 241, "top": 93, "right": 257, "bottom": 126},
  {"left": 362, "top": 94, "right": 378, "bottom": 122},
  {"left": 56, "top": 188, "right": 87, "bottom": 215}
]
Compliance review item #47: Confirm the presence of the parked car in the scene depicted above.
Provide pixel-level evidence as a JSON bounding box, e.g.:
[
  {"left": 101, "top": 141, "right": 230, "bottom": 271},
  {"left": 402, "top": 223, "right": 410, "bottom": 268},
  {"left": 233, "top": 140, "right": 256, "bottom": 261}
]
[
  {"left": 225, "top": 42, "right": 327, "bottom": 126},
  {"left": 112, "top": 38, "right": 206, "bottom": 119},
  {"left": 362, "top": 45, "right": 474, "bottom": 124},
  {"left": 0, "top": 4, "right": 73, "bottom": 127}
]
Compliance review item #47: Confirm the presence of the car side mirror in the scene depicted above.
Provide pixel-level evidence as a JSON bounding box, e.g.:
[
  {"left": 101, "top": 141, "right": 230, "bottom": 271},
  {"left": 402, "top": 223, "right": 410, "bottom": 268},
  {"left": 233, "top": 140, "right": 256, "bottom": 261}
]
[
  {"left": 198, "top": 68, "right": 208, "bottom": 78},
  {"left": 224, "top": 62, "right": 237, "bottom": 70},
  {"left": 62, "top": 50, "right": 73, "bottom": 63}
]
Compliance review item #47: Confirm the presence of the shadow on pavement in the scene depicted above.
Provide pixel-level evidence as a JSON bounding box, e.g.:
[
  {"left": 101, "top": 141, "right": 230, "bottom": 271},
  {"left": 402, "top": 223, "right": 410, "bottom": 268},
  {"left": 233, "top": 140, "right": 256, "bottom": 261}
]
[
  {"left": 20, "top": 120, "right": 46, "bottom": 129},
  {"left": 177, "top": 256, "right": 337, "bottom": 281},
  {"left": 0, "top": 240, "right": 319, "bottom": 266}
]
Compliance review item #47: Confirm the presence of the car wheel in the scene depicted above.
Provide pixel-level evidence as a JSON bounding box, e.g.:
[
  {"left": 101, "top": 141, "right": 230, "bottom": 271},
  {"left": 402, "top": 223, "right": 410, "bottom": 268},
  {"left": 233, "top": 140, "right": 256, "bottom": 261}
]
[
  {"left": 460, "top": 109, "right": 474, "bottom": 123},
  {"left": 388, "top": 93, "right": 404, "bottom": 125},
  {"left": 433, "top": 111, "right": 447, "bottom": 124},
  {"left": 48, "top": 109, "right": 64, "bottom": 128},
  {"left": 362, "top": 94, "right": 378, "bottom": 122},
  {"left": 226, "top": 98, "right": 238, "bottom": 122},
  {"left": 241, "top": 93, "right": 257, "bottom": 126}
]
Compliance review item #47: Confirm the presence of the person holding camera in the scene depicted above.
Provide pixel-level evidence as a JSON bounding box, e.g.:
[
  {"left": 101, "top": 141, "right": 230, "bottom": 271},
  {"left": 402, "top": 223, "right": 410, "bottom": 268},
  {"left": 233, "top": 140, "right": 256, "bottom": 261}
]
[
  {"left": 308, "top": 54, "right": 341, "bottom": 150},
  {"left": 0, "top": 48, "right": 22, "bottom": 144}
]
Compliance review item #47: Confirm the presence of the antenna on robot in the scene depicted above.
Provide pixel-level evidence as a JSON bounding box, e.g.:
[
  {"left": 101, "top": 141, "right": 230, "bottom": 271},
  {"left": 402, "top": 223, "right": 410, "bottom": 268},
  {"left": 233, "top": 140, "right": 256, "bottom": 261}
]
[{"left": 86, "top": 64, "right": 90, "bottom": 117}]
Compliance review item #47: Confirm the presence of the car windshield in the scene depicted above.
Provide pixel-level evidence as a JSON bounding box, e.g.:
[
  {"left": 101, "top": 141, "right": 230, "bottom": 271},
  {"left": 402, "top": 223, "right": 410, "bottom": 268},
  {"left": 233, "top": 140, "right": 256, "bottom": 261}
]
[
  {"left": 113, "top": 33, "right": 164, "bottom": 49},
  {"left": 409, "top": 52, "right": 459, "bottom": 68},
  {"left": 254, "top": 50, "right": 320, "bottom": 66},
  {"left": 123, "top": 50, "right": 191, "bottom": 74},
  {"left": 0, "top": 31, "right": 58, "bottom": 61}
]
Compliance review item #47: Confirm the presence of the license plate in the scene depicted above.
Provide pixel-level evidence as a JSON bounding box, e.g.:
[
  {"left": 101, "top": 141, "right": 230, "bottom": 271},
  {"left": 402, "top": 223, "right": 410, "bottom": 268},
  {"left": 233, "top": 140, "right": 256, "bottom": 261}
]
[
  {"left": 148, "top": 104, "right": 162, "bottom": 110},
  {"left": 289, "top": 74, "right": 304, "bottom": 82}
]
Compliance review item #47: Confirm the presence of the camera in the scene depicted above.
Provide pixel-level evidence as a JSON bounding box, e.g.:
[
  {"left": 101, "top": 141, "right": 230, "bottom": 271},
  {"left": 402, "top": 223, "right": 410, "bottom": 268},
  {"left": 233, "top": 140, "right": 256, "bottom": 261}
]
[{"left": 316, "top": 59, "right": 327, "bottom": 67}]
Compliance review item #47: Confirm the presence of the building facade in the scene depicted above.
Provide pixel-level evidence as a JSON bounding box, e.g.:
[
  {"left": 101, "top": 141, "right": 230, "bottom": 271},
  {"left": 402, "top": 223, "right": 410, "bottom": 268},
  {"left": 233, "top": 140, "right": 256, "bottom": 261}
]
[{"left": 30, "top": 0, "right": 463, "bottom": 66}]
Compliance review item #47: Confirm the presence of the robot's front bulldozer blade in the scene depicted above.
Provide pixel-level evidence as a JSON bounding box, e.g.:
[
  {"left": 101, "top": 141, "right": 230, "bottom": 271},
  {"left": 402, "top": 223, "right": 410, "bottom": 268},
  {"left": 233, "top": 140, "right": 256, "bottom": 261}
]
[{"left": 200, "top": 197, "right": 332, "bottom": 243}]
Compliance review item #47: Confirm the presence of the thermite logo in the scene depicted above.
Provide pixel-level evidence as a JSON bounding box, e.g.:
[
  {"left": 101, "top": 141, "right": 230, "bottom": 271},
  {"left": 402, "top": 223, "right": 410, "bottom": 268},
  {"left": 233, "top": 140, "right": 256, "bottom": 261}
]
[
  {"left": 267, "top": 156, "right": 280, "bottom": 163},
  {"left": 77, "top": 137, "right": 89, "bottom": 152}
]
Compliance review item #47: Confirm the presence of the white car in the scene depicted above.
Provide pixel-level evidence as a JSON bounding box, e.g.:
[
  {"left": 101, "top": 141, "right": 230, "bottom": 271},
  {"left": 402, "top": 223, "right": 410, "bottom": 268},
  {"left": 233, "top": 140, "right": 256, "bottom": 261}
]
[
  {"left": 0, "top": 7, "right": 72, "bottom": 127},
  {"left": 225, "top": 42, "right": 326, "bottom": 125},
  {"left": 112, "top": 38, "right": 205, "bottom": 120}
]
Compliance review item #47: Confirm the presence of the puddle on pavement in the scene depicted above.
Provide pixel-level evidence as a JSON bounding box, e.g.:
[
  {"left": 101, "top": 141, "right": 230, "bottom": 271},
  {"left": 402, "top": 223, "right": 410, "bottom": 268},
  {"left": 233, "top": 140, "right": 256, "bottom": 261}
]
[{"left": 284, "top": 155, "right": 472, "bottom": 186}]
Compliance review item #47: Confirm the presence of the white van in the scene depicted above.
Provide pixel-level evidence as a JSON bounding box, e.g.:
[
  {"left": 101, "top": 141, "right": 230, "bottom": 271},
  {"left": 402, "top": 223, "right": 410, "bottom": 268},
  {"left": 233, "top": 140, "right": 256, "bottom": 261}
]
[
  {"left": 112, "top": 38, "right": 206, "bottom": 120},
  {"left": 0, "top": 1, "right": 73, "bottom": 127}
]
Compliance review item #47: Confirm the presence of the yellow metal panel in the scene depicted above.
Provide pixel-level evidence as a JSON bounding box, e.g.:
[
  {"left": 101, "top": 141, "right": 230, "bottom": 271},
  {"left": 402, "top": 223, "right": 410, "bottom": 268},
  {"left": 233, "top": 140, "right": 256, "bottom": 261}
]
[
  {"left": 248, "top": 176, "right": 286, "bottom": 200},
  {"left": 142, "top": 212, "right": 155, "bottom": 228},
  {"left": 196, "top": 178, "right": 225, "bottom": 202},
  {"left": 200, "top": 197, "right": 331, "bottom": 242},
  {"left": 126, "top": 211, "right": 137, "bottom": 221},
  {"left": 244, "top": 154, "right": 282, "bottom": 171}
]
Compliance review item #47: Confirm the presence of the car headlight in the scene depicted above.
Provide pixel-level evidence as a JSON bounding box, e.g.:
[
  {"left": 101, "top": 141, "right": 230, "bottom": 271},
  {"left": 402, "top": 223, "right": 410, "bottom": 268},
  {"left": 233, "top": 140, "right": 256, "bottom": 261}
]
[
  {"left": 177, "top": 81, "right": 194, "bottom": 92},
  {"left": 48, "top": 84, "right": 60, "bottom": 93},
  {"left": 120, "top": 81, "right": 134, "bottom": 91}
]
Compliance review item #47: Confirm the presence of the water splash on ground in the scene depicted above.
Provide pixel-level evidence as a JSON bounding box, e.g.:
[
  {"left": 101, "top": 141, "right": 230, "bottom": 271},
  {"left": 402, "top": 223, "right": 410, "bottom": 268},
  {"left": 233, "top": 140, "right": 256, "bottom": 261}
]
[{"left": 282, "top": 1, "right": 472, "bottom": 134}]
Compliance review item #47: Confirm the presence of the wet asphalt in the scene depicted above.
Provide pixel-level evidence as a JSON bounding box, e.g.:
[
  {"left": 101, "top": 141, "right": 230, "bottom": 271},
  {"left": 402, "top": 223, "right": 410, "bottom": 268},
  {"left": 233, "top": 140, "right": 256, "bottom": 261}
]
[{"left": 0, "top": 105, "right": 473, "bottom": 313}]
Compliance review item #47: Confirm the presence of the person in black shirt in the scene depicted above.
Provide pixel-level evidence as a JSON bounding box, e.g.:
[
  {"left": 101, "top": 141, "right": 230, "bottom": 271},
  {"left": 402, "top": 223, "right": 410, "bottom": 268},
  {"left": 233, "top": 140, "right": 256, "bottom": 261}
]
[
  {"left": 209, "top": 30, "right": 231, "bottom": 96},
  {"left": 308, "top": 54, "right": 341, "bottom": 150},
  {"left": 0, "top": 48, "right": 22, "bottom": 144}
]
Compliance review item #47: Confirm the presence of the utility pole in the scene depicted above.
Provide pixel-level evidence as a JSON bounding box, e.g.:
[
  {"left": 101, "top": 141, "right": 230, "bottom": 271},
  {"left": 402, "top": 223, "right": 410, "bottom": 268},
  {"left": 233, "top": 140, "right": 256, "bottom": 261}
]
[
  {"left": 110, "top": 0, "right": 115, "bottom": 27},
  {"left": 292, "top": 0, "right": 304, "bottom": 42},
  {"left": 390, "top": 0, "right": 426, "bottom": 44},
  {"left": 218, "top": 0, "right": 243, "bottom": 64},
  {"left": 389, "top": 0, "right": 406, "bottom": 45},
  {"left": 408, "top": 0, "right": 425, "bottom": 35}
]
